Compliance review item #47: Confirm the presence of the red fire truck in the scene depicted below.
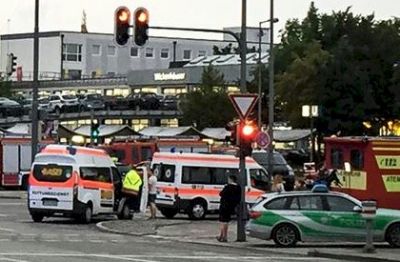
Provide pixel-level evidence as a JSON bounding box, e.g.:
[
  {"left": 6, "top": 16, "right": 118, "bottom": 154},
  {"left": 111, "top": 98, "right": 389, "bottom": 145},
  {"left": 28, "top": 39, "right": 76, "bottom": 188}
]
[
  {"left": 100, "top": 138, "right": 209, "bottom": 166},
  {"left": 324, "top": 136, "right": 400, "bottom": 209},
  {"left": 0, "top": 137, "right": 53, "bottom": 189}
]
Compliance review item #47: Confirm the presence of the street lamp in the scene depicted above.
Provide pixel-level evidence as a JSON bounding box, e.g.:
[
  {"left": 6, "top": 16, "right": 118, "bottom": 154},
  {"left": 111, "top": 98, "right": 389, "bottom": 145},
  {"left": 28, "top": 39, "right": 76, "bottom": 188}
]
[
  {"left": 258, "top": 18, "right": 278, "bottom": 128},
  {"left": 302, "top": 105, "right": 319, "bottom": 162}
]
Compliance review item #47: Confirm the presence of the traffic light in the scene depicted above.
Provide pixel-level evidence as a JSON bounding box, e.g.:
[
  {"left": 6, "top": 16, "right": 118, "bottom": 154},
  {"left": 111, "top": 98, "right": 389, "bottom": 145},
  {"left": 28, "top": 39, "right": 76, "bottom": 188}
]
[
  {"left": 133, "top": 7, "right": 149, "bottom": 46},
  {"left": 6, "top": 53, "right": 17, "bottom": 76},
  {"left": 91, "top": 122, "right": 100, "bottom": 144},
  {"left": 114, "top": 6, "right": 131, "bottom": 46},
  {"left": 239, "top": 119, "right": 258, "bottom": 157},
  {"left": 225, "top": 120, "right": 239, "bottom": 146}
]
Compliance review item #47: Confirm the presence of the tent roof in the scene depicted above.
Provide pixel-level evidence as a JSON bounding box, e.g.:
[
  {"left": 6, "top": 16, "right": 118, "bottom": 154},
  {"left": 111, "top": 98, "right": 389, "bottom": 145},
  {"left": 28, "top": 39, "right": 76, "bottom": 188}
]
[
  {"left": 139, "top": 126, "right": 204, "bottom": 138},
  {"left": 201, "top": 128, "right": 230, "bottom": 140},
  {"left": 74, "top": 125, "right": 140, "bottom": 138},
  {"left": 273, "top": 129, "right": 311, "bottom": 142}
]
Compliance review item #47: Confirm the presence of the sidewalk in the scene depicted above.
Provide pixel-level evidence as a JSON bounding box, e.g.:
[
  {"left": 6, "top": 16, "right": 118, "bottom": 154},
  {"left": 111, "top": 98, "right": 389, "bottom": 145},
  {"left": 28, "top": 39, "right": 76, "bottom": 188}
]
[
  {"left": 0, "top": 190, "right": 26, "bottom": 199},
  {"left": 97, "top": 217, "right": 400, "bottom": 262}
]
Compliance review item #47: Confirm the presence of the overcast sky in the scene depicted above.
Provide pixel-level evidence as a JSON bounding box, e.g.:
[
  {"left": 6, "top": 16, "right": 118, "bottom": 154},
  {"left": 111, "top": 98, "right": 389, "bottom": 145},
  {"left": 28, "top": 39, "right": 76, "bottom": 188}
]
[{"left": 0, "top": 0, "right": 399, "bottom": 41}]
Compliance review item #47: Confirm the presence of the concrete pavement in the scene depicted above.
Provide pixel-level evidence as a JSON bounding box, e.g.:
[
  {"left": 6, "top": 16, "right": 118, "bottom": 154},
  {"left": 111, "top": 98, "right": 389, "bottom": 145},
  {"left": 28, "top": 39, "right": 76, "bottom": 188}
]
[
  {"left": 98, "top": 216, "right": 400, "bottom": 262},
  {"left": 0, "top": 190, "right": 27, "bottom": 199}
]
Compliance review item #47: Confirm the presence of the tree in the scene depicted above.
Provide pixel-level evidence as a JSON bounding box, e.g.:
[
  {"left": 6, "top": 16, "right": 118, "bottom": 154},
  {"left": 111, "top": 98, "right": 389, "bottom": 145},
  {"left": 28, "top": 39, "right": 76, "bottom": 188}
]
[
  {"left": 0, "top": 80, "right": 12, "bottom": 98},
  {"left": 273, "top": 2, "right": 400, "bottom": 136},
  {"left": 213, "top": 44, "right": 256, "bottom": 55},
  {"left": 180, "top": 66, "right": 235, "bottom": 129}
]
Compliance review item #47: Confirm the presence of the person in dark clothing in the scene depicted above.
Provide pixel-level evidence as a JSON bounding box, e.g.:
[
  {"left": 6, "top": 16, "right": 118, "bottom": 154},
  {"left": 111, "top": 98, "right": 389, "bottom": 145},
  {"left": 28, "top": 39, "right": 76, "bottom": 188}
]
[{"left": 217, "top": 175, "right": 241, "bottom": 242}]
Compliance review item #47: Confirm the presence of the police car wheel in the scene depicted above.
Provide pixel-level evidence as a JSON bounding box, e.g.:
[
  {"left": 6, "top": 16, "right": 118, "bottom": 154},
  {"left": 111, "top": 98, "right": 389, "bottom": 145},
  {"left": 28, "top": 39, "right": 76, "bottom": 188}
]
[
  {"left": 387, "top": 223, "right": 400, "bottom": 247},
  {"left": 188, "top": 200, "right": 207, "bottom": 220},
  {"left": 31, "top": 213, "right": 44, "bottom": 223},
  {"left": 273, "top": 224, "right": 298, "bottom": 247}
]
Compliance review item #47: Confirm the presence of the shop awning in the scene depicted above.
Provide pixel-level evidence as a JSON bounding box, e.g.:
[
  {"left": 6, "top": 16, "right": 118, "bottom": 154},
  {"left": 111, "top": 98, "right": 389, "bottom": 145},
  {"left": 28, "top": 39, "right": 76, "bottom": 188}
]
[
  {"left": 201, "top": 128, "right": 230, "bottom": 140},
  {"left": 73, "top": 125, "right": 140, "bottom": 138},
  {"left": 273, "top": 129, "right": 312, "bottom": 142}
]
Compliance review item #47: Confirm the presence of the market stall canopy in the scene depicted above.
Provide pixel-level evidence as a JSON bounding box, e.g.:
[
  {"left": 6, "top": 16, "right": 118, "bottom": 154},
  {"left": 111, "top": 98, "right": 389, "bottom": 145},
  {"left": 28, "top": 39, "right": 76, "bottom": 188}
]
[
  {"left": 273, "top": 129, "right": 312, "bottom": 142},
  {"left": 201, "top": 128, "right": 230, "bottom": 140},
  {"left": 139, "top": 126, "right": 204, "bottom": 138},
  {"left": 74, "top": 125, "right": 140, "bottom": 138}
]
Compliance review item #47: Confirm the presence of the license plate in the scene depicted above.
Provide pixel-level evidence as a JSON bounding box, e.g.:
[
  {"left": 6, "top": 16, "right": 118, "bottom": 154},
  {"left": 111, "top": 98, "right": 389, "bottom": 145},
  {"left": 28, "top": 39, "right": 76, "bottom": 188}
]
[{"left": 42, "top": 200, "right": 58, "bottom": 206}]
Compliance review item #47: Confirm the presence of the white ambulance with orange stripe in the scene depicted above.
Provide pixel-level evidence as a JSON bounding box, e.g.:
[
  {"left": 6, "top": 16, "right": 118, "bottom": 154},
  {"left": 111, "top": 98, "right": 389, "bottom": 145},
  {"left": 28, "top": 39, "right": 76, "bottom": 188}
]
[
  {"left": 151, "top": 152, "right": 270, "bottom": 219},
  {"left": 28, "top": 145, "right": 137, "bottom": 223}
]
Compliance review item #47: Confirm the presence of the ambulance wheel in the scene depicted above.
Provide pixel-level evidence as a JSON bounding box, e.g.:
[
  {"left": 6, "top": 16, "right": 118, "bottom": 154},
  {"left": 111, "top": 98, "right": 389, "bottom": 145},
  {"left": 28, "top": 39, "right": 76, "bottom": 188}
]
[
  {"left": 118, "top": 203, "right": 133, "bottom": 220},
  {"left": 188, "top": 199, "right": 207, "bottom": 220},
  {"left": 81, "top": 205, "right": 92, "bottom": 224},
  {"left": 159, "top": 207, "right": 178, "bottom": 219},
  {"left": 386, "top": 223, "right": 400, "bottom": 247},
  {"left": 31, "top": 213, "right": 44, "bottom": 223},
  {"left": 272, "top": 223, "right": 299, "bottom": 247}
]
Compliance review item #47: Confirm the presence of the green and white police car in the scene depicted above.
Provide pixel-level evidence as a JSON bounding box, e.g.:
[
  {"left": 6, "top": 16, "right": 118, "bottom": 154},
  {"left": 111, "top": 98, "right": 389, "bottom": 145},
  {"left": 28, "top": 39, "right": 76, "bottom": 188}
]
[{"left": 247, "top": 186, "right": 400, "bottom": 247}]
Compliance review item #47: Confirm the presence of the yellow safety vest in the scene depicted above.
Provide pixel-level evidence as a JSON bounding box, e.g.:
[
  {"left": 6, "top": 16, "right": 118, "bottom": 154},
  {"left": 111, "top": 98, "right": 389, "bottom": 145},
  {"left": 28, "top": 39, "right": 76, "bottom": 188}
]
[{"left": 123, "top": 170, "right": 142, "bottom": 192}]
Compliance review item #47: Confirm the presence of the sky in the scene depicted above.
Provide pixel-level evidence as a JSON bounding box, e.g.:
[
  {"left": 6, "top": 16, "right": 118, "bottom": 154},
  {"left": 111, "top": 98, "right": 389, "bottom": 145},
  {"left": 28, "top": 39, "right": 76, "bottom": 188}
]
[{"left": 0, "top": 0, "right": 399, "bottom": 41}]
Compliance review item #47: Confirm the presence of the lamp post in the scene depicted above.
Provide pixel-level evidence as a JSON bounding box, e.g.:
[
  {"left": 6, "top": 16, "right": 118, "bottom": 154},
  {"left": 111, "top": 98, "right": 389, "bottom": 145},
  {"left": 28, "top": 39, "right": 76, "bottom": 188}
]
[
  {"left": 267, "top": 0, "right": 276, "bottom": 180},
  {"left": 31, "top": 0, "right": 40, "bottom": 161},
  {"left": 258, "top": 18, "right": 278, "bottom": 128}
]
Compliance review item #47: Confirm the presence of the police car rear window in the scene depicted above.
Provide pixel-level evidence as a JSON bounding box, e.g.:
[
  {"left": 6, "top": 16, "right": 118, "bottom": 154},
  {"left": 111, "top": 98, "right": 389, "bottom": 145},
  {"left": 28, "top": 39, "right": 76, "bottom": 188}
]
[{"left": 33, "top": 164, "right": 73, "bottom": 182}]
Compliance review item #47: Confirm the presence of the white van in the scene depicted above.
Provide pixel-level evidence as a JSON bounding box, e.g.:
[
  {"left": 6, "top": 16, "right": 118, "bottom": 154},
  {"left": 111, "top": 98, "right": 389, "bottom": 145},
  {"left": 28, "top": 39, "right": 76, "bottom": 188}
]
[
  {"left": 151, "top": 152, "right": 270, "bottom": 219},
  {"left": 28, "top": 145, "right": 147, "bottom": 223}
]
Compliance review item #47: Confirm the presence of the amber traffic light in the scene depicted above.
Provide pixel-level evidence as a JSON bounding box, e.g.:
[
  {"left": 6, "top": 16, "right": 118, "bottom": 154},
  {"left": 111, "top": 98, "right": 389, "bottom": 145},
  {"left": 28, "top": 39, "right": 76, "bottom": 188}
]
[{"left": 114, "top": 6, "right": 131, "bottom": 46}]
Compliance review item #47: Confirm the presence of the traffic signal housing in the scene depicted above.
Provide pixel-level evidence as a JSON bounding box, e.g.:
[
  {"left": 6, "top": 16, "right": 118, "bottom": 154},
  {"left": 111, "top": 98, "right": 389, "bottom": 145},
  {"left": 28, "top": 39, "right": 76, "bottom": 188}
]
[
  {"left": 91, "top": 122, "right": 100, "bottom": 144},
  {"left": 134, "top": 7, "right": 149, "bottom": 46},
  {"left": 6, "top": 53, "right": 17, "bottom": 76},
  {"left": 114, "top": 6, "right": 131, "bottom": 46},
  {"left": 239, "top": 120, "right": 258, "bottom": 157}
]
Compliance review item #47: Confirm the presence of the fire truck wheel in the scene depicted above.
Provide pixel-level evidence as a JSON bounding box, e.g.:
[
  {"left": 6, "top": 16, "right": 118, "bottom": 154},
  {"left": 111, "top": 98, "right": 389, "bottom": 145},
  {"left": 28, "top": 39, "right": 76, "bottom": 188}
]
[
  {"left": 31, "top": 213, "right": 44, "bottom": 223},
  {"left": 188, "top": 199, "right": 207, "bottom": 220},
  {"left": 159, "top": 207, "right": 178, "bottom": 219},
  {"left": 387, "top": 223, "right": 400, "bottom": 247}
]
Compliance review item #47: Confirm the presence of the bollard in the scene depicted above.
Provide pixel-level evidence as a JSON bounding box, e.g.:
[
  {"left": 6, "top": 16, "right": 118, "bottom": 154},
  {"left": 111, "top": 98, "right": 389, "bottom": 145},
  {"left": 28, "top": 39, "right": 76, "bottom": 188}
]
[{"left": 361, "top": 201, "right": 377, "bottom": 253}]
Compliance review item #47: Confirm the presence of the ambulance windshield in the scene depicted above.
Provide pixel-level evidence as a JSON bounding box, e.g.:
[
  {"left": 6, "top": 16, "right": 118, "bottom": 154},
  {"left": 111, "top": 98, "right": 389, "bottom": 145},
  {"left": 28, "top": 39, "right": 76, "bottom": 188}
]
[{"left": 33, "top": 164, "right": 73, "bottom": 182}]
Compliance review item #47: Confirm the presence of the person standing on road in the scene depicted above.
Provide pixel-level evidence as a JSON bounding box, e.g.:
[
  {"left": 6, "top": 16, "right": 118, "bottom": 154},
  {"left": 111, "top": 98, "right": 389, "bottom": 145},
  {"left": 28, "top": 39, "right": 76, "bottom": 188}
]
[
  {"left": 271, "top": 174, "right": 285, "bottom": 193},
  {"left": 122, "top": 165, "right": 143, "bottom": 215},
  {"left": 217, "top": 175, "right": 241, "bottom": 242},
  {"left": 147, "top": 167, "right": 158, "bottom": 219}
]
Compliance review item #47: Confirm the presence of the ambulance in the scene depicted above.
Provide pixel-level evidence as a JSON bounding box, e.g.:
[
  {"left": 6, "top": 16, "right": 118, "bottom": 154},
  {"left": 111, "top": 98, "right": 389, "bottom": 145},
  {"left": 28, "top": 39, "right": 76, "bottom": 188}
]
[
  {"left": 28, "top": 144, "right": 147, "bottom": 223},
  {"left": 151, "top": 152, "right": 270, "bottom": 219}
]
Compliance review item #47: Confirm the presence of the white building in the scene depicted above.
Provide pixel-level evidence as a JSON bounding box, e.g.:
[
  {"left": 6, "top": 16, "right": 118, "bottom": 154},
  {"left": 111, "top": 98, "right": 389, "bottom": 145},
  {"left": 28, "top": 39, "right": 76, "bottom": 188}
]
[{"left": 0, "top": 28, "right": 270, "bottom": 81}]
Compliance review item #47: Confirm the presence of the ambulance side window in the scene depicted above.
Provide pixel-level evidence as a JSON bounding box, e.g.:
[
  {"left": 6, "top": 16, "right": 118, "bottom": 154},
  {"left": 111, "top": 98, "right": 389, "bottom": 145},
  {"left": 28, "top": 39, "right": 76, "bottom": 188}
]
[
  {"left": 182, "top": 166, "right": 211, "bottom": 184},
  {"left": 80, "top": 167, "right": 112, "bottom": 183},
  {"left": 154, "top": 164, "right": 175, "bottom": 183},
  {"left": 213, "top": 168, "right": 239, "bottom": 185}
]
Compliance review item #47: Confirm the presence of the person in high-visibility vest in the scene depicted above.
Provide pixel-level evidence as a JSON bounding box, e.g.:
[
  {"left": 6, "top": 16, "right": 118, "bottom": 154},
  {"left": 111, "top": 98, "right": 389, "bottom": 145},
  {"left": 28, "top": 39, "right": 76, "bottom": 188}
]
[{"left": 122, "top": 166, "right": 143, "bottom": 213}]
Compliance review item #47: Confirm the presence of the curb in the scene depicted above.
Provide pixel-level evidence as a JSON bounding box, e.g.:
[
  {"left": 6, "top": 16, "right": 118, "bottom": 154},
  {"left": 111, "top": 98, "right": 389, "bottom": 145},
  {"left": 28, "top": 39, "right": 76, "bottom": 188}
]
[
  {"left": 96, "top": 221, "right": 156, "bottom": 236},
  {"left": 308, "top": 250, "right": 400, "bottom": 262}
]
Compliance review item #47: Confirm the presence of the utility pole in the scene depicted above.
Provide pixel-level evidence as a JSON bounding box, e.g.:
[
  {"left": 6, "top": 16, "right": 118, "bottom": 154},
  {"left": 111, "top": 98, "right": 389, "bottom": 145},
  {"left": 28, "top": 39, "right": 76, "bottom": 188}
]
[
  {"left": 31, "top": 0, "right": 40, "bottom": 162},
  {"left": 267, "top": 0, "right": 275, "bottom": 182}
]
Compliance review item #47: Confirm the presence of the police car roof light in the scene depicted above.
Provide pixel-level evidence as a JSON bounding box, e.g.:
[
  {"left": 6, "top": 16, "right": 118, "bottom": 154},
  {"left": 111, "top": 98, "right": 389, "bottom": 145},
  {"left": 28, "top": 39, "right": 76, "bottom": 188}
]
[{"left": 311, "top": 184, "right": 329, "bottom": 193}]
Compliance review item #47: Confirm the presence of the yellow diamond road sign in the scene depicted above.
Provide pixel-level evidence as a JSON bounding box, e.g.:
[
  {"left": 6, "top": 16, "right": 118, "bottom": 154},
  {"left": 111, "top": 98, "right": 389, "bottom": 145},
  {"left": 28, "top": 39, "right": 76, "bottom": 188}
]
[{"left": 229, "top": 94, "right": 259, "bottom": 120}]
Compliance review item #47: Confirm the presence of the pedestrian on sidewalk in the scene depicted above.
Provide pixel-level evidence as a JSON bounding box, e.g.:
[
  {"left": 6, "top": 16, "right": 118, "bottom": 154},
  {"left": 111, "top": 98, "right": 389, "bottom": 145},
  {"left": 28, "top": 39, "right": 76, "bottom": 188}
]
[
  {"left": 147, "top": 166, "right": 157, "bottom": 220},
  {"left": 217, "top": 175, "right": 241, "bottom": 242}
]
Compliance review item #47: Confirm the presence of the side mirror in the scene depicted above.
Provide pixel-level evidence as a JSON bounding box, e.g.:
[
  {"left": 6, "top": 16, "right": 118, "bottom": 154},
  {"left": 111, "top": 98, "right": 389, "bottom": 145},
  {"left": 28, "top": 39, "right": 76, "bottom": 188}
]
[{"left": 353, "top": 206, "right": 362, "bottom": 213}]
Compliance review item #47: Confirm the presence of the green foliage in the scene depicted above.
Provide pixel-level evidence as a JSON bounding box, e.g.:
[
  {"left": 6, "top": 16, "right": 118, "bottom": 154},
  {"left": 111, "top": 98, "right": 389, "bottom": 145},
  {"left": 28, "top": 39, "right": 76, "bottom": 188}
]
[
  {"left": 0, "top": 80, "right": 12, "bottom": 97},
  {"left": 180, "top": 66, "right": 235, "bottom": 129},
  {"left": 273, "top": 2, "right": 400, "bottom": 136},
  {"left": 213, "top": 44, "right": 257, "bottom": 55}
]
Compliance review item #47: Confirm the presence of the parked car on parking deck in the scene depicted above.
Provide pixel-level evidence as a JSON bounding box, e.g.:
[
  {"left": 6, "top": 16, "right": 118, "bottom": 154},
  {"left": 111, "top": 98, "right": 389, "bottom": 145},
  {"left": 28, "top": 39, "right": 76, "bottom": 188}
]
[
  {"left": 134, "top": 92, "right": 160, "bottom": 110},
  {"left": 104, "top": 95, "right": 131, "bottom": 110},
  {"left": 159, "top": 95, "right": 178, "bottom": 110},
  {"left": 247, "top": 186, "right": 400, "bottom": 247},
  {"left": 20, "top": 97, "right": 51, "bottom": 115},
  {"left": 48, "top": 94, "right": 79, "bottom": 114},
  {"left": 0, "top": 97, "right": 23, "bottom": 117},
  {"left": 79, "top": 93, "right": 105, "bottom": 111}
]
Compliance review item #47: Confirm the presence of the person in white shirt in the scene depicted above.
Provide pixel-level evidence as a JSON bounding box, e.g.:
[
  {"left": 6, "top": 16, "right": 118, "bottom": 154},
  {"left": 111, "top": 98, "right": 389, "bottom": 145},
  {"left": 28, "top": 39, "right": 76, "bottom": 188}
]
[{"left": 147, "top": 167, "right": 158, "bottom": 219}]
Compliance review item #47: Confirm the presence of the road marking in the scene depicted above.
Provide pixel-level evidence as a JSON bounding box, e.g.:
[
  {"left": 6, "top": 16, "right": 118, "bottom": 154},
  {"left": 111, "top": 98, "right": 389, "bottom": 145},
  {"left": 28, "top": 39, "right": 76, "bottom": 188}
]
[
  {"left": 0, "top": 227, "right": 14, "bottom": 233},
  {"left": 0, "top": 203, "right": 25, "bottom": 206},
  {"left": 0, "top": 257, "right": 30, "bottom": 262}
]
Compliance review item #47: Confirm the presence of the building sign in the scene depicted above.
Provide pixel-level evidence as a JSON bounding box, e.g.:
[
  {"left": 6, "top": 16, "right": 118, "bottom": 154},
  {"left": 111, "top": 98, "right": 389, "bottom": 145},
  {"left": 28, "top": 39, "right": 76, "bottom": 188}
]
[{"left": 154, "top": 72, "right": 186, "bottom": 81}]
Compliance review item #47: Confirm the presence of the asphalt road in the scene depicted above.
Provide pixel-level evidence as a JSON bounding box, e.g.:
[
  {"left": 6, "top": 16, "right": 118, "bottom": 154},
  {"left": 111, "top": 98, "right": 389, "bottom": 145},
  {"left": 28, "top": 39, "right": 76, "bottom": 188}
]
[{"left": 0, "top": 198, "right": 344, "bottom": 262}]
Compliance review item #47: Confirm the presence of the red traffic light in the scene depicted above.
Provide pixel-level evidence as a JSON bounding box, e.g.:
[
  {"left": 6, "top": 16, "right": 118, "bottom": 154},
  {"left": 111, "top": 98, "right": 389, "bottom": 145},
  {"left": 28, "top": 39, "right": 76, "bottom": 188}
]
[
  {"left": 134, "top": 7, "right": 149, "bottom": 46},
  {"left": 114, "top": 6, "right": 131, "bottom": 46},
  {"left": 240, "top": 121, "right": 257, "bottom": 139}
]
